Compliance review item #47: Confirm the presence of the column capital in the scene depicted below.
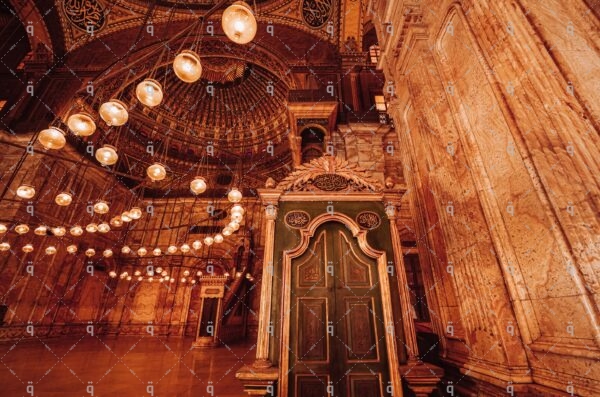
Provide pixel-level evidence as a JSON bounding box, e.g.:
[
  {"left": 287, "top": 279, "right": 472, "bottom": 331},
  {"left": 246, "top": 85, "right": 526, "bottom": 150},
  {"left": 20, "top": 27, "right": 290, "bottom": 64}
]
[{"left": 265, "top": 204, "right": 278, "bottom": 220}]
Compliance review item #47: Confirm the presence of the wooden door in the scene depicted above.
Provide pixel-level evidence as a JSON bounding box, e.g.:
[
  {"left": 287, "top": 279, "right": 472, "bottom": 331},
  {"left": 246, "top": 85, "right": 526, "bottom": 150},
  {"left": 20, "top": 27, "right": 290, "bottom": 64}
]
[{"left": 289, "top": 221, "right": 390, "bottom": 397}]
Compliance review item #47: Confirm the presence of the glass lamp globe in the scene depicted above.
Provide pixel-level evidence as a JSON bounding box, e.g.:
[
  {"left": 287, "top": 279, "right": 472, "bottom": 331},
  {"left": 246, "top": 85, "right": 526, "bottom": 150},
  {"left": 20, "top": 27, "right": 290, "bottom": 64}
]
[
  {"left": 0, "top": 242, "right": 10, "bottom": 251},
  {"left": 161, "top": 271, "right": 168, "bottom": 277},
  {"left": 138, "top": 276, "right": 143, "bottom": 281},
  {"left": 231, "top": 204, "right": 245, "bottom": 215},
  {"left": 38, "top": 127, "right": 66, "bottom": 150},
  {"left": 192, "top": 240, "right": 202, "bottom": 250},
  {"left": 147, "top": 163, "right": 167, "bottom": 181},
  {"left": 121, "top": 211, "right": 132, "bottom": 223},
  {"left": 183, "top": 270, "right": 190, "bottom": 277},
  {"left": 103, "top": 249, "right": 113, "bottom": 258},
  {"left": 190, "top": 177, "right": 207, "bottom": 194},
  {"left": 94, "top": 201, "right": 109, "bottom": 214},
  {"left": 153, "top": 248, "right": 162, "bottom": 256},
  {"left": 156, "top": 267, "right": 163, "bottom": 274},
  {"left": 180, "top": 243, "right": 191, "bottom": 253},
  {"left": 222, "top": 227, "right": 233, "bottom": 236},
  {"left": 170, "top": 278, "right": 175, "bottom": 283},
  {"left": 45, "top": 246, "right": 57, "bottom": 255},
  {"left": 0, "top": 224, "right": 6, "bottom": 234},
  {"left": 86, "top": 223, "right": 98, "bottom": 233},
  {"left": 137, "top": 247, "right": 148, "bottom": 257},
  {"left": 85, "top": 248, "right": 95, "bottom": 257},
  {"left": 121, "top": 245, "right": 131, "bottom": 254},
  {"left": 136, "top": 79, "right": 163, "bottom": 107},
  {"left": 70, "top": 225, "right": 83, "bottom": 236},
  {"left": 110, "top": 217, "right": 123, "bottom": 227},
  {"left": 67, "top": 112, "right": 96, "bottom": 136},
  {"left": 22, "top": 244, "right": 34, "bottom": 253},
  {"left": 16, "top": 185, "right": 35, "bottom": 199},
  {"left": 173, "top": 50, "right": 202, "bottom": 83},
  {"left": 196, "top": 270, "right": 203, "bottom": 277},
  {"left": 97, "top": 223, "right": 110, "bottom": 233},
  {"left": 34, "top": 225, "right": 48, "bottom": 236},
  {"left": 167, "top": 245, "right": 178, "bottom": 254},
  {"left": 227, "top": 188, "right": 242, "bottom": 203},
  {"left": 52, "top": 226, "right": 66, "bottom": 237},
  {"left": 222, "top": 1, "right": 257, "bottom": 45},
  {"left": 55, "top": 192, "right": 72, "bottom": 206},
  {"left": 109, "top": 271, "right": 117, "bottom": 278},
  {"left": 134, "top": 270, "right": 141, "bottom": 277},
  {"left": 180, "top": 278, "right": 187, "bottom": 283},
  {"left": 66, "top": 245, "right": 78, "bottom": 254},
  {"left": 95, "top": 145, "right": 118, "bottom": 166},
  {"left": 126, "top": 275, "right": 132, "bottom": 281},
  {"left": 204, "top": 236, "right": 214, "bottom": 246},
  {"left": 99, "top": 99, "right": 129, "bottom": 126},
  {"left": 129, "top": 207, "right": 142, "bottom": 220},
  {"left": 15, "top": 224, "right": 29, "bottom": 235},
  {"left": 230, "top": 212, "right": 243, "bottom": 222},
  {"left": 214, "top": 234, "right": 224, "bottom": 244},
  {"left": 228, "top": 221, "right": 240, "bottom": 231}
]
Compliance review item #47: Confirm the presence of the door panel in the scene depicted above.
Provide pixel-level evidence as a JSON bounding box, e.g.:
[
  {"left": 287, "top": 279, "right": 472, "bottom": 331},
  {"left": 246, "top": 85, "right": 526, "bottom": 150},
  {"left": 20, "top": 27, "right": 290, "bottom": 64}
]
[{"left": 289, "top": 221, "right": 390, "bottom": 397}]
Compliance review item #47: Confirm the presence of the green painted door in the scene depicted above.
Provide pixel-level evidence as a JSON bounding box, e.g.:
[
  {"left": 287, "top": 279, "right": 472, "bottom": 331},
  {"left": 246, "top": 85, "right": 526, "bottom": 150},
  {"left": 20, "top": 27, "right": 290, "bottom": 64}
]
[{"left": 289, "top": 221, "right": 390, "bottom": 397}]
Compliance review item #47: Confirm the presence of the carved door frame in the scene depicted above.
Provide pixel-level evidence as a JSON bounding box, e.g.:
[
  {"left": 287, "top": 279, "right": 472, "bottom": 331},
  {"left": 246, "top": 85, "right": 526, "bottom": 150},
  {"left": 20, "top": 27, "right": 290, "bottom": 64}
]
[{"left": 279, "top": 212, "right": 402, "bottom": 397}]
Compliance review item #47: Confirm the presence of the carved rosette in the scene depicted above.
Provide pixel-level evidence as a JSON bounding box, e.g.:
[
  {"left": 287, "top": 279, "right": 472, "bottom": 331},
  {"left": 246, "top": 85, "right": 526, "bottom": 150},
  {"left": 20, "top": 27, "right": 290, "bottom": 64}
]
[
  {"left": 356, "top": 211, "right": 381, "bottom": 230},
  {"left": 284, "top": 211, "right": 311, "bottom": 229}
]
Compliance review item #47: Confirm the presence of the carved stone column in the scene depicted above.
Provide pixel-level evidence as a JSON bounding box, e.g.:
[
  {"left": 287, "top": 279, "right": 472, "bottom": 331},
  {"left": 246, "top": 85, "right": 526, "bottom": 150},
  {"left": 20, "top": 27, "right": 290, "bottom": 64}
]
[
  {"left": 384, "top": 194, "right": 419, "bottom": 360},
  {"left": 385, "top": 192, "right": 444, "bottom": 397},
  {"left": 237, "top": 189, "right": 280, "bottom": 395},
  {"left": 253, "top": 195, "right": 279, "bottom": 368}
]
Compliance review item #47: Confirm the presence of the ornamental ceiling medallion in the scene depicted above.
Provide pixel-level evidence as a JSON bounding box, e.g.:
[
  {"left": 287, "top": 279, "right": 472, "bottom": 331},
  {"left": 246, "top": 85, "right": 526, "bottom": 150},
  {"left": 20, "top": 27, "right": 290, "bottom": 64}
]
[
  {"left": 277, "top": 155, "right": 382, "bottom": 193},
  {"left": 62, "top": 0, "right": 107, "bottom": 32},
  {"left": 301, "top": 0, "right": 334, "bottom": 29}
]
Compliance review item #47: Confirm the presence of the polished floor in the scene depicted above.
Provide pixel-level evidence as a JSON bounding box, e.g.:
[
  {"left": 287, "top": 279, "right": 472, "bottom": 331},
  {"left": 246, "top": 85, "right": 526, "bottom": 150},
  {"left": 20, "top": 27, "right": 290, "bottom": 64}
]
[{"left": 0, "top": 336, "right": 254, "bottom": 396}]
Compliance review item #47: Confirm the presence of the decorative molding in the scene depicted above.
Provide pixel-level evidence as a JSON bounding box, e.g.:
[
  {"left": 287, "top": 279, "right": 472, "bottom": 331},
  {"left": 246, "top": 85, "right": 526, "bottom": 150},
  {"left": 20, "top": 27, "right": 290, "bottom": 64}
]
[{"left": 276, "top": 155, "right": 383, "bottom": 192}]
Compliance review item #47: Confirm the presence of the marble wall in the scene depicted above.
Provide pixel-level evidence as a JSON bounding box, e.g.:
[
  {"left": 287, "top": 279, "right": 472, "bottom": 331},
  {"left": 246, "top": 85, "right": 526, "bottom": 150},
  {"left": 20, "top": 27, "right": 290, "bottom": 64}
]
[{"left": 370, "top": 0, "right": 600, "bottom": 394}]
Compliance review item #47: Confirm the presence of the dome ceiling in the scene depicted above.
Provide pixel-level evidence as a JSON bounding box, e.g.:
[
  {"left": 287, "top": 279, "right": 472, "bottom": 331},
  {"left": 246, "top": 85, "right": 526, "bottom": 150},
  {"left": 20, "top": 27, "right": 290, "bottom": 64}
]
[{"left": 122, "top": 57, "right": 289, "bottom": 153}]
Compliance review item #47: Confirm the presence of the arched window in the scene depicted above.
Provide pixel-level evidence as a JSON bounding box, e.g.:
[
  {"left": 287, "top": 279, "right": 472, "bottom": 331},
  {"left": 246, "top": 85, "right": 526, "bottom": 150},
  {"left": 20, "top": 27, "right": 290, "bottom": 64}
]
[{"left": 300, "top": 127, "right": 325, "bottom": 163}]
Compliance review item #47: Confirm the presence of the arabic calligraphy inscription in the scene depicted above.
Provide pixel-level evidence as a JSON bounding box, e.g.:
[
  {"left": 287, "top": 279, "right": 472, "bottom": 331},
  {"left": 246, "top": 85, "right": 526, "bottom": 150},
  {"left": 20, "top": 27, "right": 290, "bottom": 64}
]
[{"left": 63, "top": 0, "right": 106, "bottom": 32}]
